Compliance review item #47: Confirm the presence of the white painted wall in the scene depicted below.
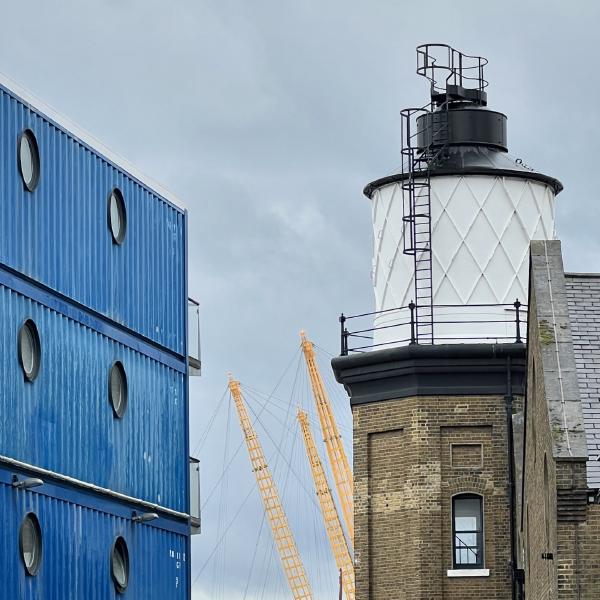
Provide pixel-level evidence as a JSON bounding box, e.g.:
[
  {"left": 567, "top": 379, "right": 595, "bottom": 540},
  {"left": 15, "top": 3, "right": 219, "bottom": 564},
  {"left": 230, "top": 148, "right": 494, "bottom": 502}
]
[{"left": 370, "top": 175, "right": 556, "bottom": 347}]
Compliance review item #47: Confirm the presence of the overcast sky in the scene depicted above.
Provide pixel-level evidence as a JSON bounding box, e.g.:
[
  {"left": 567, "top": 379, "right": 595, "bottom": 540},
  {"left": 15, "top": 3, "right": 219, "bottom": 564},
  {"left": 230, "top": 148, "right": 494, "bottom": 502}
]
[{"left": 2, "top": 1, "right": 600, "bottom": 598}]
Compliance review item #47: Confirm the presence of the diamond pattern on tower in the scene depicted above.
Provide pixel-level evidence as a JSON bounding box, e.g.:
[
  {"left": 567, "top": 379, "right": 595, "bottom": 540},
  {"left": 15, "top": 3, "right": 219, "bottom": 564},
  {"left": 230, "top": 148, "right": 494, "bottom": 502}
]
[
  {"left": 483, "top": 179, "right": 515, "bottom": 235},
  {"left": 434, "top": 176, "right": 554, "bottom": 304},
  {"left": 467, "top": 211, "right": 498, "bottom": 267},
  {"left": 483, "top": 244, "right": 516, "bottom": 301},
  {"left": 371, "top": 175, "right": 556, "bottom": 346},
  {"left": 433, "top": 211, "right": 462, "bottom": 272},
  {"left": 443, "top": 178, "right": 480, "bottom": 237}
]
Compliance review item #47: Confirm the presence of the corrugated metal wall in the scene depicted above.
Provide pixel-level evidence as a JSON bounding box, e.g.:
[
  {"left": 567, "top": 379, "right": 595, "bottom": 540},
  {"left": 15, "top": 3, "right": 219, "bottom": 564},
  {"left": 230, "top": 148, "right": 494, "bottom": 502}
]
[
  {"left": 0, "top": 283, "right": 186, "bottom": 512},
  {"left": 0, "top": 474, "right": 189, "bottom": 600},
  {"left": 0, "top": 85, "right": 185, "bottom": 355},
  {"left": 0, "top": 79, "right": 191, "bottom": 598}
]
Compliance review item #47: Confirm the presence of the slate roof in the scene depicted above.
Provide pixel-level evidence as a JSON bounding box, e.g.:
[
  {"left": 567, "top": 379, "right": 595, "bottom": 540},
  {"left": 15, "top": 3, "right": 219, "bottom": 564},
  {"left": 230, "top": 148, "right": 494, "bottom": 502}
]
[{"left": 565, "top": 273, "right": 600, "bottom": 489}]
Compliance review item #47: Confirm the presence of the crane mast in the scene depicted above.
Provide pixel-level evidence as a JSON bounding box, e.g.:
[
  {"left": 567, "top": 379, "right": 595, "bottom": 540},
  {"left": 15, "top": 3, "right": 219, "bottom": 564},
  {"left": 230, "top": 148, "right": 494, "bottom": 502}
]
[
  {"left": 228, "top": 375, "right": 313, "bottom": 600},
  {"left": 297, "top": 410, "right": 355, "bottom": 600},
  {"left": 300, "top": 332, "right": 354, "bottom": 543}
]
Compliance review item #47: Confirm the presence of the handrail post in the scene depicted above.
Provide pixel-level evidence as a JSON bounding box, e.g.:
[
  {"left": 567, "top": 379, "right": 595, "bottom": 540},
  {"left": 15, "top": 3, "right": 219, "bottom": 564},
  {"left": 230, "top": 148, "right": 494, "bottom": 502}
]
[
  {"left": 409, "top": 301, "right": 416, "bottom": 345},
  {"left": 514, "top": 299, "right": 522, "bottom": 343},
  {"left": 339, "top": 314, "right": 348, "bottom": 355}
]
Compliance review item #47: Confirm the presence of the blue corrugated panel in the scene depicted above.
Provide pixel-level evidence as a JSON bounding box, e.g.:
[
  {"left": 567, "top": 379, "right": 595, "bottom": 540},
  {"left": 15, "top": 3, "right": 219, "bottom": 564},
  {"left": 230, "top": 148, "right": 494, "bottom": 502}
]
[
  {"left": 0, "top": 283, "right": 186, "bottom": 512},
  {"left": 0, "top": 473, "right": 189, "bottom": 600},
  {"left": 0, "top": 86, "right": 186, "bottom": 355}
]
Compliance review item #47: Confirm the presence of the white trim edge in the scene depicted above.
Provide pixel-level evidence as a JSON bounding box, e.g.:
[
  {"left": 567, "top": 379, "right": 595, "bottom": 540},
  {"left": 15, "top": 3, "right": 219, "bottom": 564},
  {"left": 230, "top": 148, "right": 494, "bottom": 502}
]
[
  {"left": 447, "top": 568, "right": 490, "bottom": 577},
  {"left": 0, "top": 454, "right": 189, "bottom": 520}
]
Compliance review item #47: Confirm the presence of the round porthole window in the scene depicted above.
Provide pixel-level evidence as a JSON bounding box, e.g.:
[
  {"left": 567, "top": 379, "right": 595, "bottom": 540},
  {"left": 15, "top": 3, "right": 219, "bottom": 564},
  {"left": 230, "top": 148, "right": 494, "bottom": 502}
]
[
  {"left": 111, "top": 536, "right": 130, "bottom": 593},
  {"left": 18, "top": 319, "right": 41, "bottom": 382},
  {"left": 18, "top": 129, "right": 41, "bottom": 192},
  {"left": 109, "top": 361, "right": 128, "bottom": 418},
  {"left": 108, "top": 188, "right": 127, "bottom": 245},
  {"left": 20, "top": 513, "right": 42, "bottom": 576}
]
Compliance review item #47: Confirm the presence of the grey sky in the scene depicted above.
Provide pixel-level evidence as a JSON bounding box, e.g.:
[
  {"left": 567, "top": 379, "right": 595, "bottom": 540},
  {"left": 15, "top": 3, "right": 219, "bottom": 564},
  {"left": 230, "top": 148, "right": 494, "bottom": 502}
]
[{"left": 2, "top": 1, "right": 598, "bottom": 598}]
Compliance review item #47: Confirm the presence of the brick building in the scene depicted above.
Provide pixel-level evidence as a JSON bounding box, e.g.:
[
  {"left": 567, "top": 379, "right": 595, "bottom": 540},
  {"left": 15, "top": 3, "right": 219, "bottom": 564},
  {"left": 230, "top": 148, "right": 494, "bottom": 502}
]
[
  {"left": 332, "top": 240, "right": 600, "bottom": 600},
  {"left": 333, "top": 337, "right": 525, "bottom": 599},
  {"left": 519, "top": 240, "right": 600, "bottom": 599}
]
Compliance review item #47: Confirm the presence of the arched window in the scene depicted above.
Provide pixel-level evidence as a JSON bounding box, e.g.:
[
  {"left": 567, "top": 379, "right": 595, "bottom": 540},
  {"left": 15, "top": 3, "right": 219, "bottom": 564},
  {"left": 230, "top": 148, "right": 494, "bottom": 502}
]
[{"left": 452, "top": 493, "right": 484, "bottom": 568}]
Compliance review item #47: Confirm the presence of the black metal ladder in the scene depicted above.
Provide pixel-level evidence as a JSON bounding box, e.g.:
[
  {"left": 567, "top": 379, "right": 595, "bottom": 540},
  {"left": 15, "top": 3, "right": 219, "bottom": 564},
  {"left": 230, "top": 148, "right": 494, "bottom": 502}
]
[
  {"left": 400, "top": 102, "right": 449, "bottom": 344},
  {"left": 399, "top": 44, "right": 488, "bottom": 344}
]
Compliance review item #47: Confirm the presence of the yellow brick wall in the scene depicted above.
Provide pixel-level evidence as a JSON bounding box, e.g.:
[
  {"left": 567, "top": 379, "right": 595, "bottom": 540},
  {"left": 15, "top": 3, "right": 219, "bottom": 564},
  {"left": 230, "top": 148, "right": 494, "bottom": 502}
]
[{"left": 353, "top": 395, "right": 516, "bottom": 600}]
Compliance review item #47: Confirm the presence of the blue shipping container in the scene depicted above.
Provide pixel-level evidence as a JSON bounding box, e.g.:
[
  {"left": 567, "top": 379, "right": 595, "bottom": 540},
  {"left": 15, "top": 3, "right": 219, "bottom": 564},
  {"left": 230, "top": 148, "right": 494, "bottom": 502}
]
[
  {"left": 0, "top": 465, "right": 189, "bottom": 600},
  {"left": 0, "top": 84, "right": 186, "bottom": 355},
  {"left": 0, "top": 282, "right": 187, "bottom": 512},
  {"left": 0, "top": 75, "right": 192, "bottom": 599}
]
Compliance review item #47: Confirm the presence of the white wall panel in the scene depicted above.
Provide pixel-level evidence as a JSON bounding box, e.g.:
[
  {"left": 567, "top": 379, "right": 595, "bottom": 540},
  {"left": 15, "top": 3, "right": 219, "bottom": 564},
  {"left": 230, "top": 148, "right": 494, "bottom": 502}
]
[{"left": 371, "top": 175, "right": 556, "bottom": 346}]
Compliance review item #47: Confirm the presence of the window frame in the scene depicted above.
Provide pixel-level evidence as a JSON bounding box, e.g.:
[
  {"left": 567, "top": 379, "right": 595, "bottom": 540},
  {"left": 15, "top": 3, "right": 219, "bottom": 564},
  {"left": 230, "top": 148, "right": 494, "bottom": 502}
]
[
  {"left": 19, "top": 512, "right": 43, "bottom": 576},
  {"left": 18, "top": 319, "right": 41, "bottom": 382},
  {"left": 110, "top": 535, "right": 130, "bottom": 593},
  {"left": 17, "top": 129, "right": 41, "bottom": 192},
  {"left": 452, "top": 493, "right": 484, "bottom": 569},
  {"left": 108, "top": 361, "right": 128, "bottom": 419},
  {"left": 107, "top": 187, "right": 127, "bottom": 245}
]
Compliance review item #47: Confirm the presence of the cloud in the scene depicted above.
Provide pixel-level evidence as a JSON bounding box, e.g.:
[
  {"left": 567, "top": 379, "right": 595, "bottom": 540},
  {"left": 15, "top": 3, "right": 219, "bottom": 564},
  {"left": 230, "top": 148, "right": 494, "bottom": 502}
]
[{"left": 2, "top": 1, "right": 599, "bottom": 598}]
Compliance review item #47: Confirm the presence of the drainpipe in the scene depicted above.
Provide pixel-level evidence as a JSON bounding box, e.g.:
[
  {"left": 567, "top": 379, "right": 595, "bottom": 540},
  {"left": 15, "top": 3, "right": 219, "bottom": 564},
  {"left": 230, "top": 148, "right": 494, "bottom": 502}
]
[{"left": 506, "top": 355, "right": 517, "bottom": 600}]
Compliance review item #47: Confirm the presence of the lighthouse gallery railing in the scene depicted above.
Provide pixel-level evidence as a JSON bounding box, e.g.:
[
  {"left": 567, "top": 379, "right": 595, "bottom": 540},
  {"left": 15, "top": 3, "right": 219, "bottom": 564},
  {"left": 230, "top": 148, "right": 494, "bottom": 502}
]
[{"left": 339, "top": 300, "right": 524, "bottom": 356}]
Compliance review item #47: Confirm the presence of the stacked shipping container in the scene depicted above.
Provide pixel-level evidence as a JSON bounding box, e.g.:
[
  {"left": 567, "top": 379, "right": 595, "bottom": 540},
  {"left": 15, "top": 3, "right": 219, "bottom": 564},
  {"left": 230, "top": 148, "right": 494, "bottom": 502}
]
[{"left": 0, "top": 80, "right": 191, "bottom": 599}]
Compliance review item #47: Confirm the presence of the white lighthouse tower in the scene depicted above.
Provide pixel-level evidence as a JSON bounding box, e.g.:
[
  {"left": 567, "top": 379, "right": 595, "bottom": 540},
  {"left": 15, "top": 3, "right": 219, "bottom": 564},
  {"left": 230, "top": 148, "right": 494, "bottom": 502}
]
[{"left": 366, "top": 45, "right": 562, "bottom": 347}]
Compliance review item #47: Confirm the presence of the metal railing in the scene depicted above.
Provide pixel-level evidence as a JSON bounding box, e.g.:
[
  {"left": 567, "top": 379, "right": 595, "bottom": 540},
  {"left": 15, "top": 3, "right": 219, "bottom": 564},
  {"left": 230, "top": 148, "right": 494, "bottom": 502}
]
[
  {"left": 339, "top": 300, "right": 525, "bottom": 356},
  {"left": 188, "top": 297, "right": 201, "bottom": 374},
  {"left": 416, "top": 43, "right": 488, "bottom": 102},
  {"left": 454, "top": 534, "right": 480, "bottom": 566}
]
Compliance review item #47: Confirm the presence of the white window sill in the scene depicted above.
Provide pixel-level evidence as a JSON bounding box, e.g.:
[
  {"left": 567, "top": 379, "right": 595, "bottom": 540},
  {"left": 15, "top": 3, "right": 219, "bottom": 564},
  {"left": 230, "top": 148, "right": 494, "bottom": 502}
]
[{"left": 447, "top": 569, "right": 490, "bottom": 578}]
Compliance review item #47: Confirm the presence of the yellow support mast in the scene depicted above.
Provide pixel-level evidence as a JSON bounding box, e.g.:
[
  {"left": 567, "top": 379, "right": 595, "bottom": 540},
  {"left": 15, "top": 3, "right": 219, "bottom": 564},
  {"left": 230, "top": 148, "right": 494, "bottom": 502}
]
[
  {"left": 300, "top": 332, "right": 354, "bottom": 543},
  {"left": 228, "top": 375, "right": 313, "bottom": 600},
  {"left": 297, "top": 410, "right": 355, "bottom": 600}
]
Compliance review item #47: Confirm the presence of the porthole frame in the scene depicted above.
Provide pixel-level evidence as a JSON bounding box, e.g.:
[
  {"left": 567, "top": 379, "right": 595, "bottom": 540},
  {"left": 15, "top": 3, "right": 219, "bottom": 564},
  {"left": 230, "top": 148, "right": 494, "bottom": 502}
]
[
  {"left": 19, "top": 512, "right": 43, "bottom": 577},
  {"left": 17, "top": 129, "right": 41, "bottom": 192},
  {"left": 108, "top": 361, "right": 128, "bottom": 419},
  {"left": 110, "top": 535, "right": 130, "bottom": 594},
  {"left": 107, "top": 187, "right": 127, "bottom": 245},
  {"left": 18, "top": 319, "right": 41, "bottom": 382}
]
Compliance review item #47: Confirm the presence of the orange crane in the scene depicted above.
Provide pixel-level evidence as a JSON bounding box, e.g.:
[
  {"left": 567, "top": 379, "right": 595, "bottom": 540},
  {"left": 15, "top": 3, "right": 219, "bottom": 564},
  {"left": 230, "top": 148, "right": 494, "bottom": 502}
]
[
  {"left": 297, "top": 410, "right": 355, "bottom": 600},
  {"left": 228, "top": 375, "right": 313, "bottom": 600},
  {"left": 300, "top": 331, "right": 354, "bottom": 543}
]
